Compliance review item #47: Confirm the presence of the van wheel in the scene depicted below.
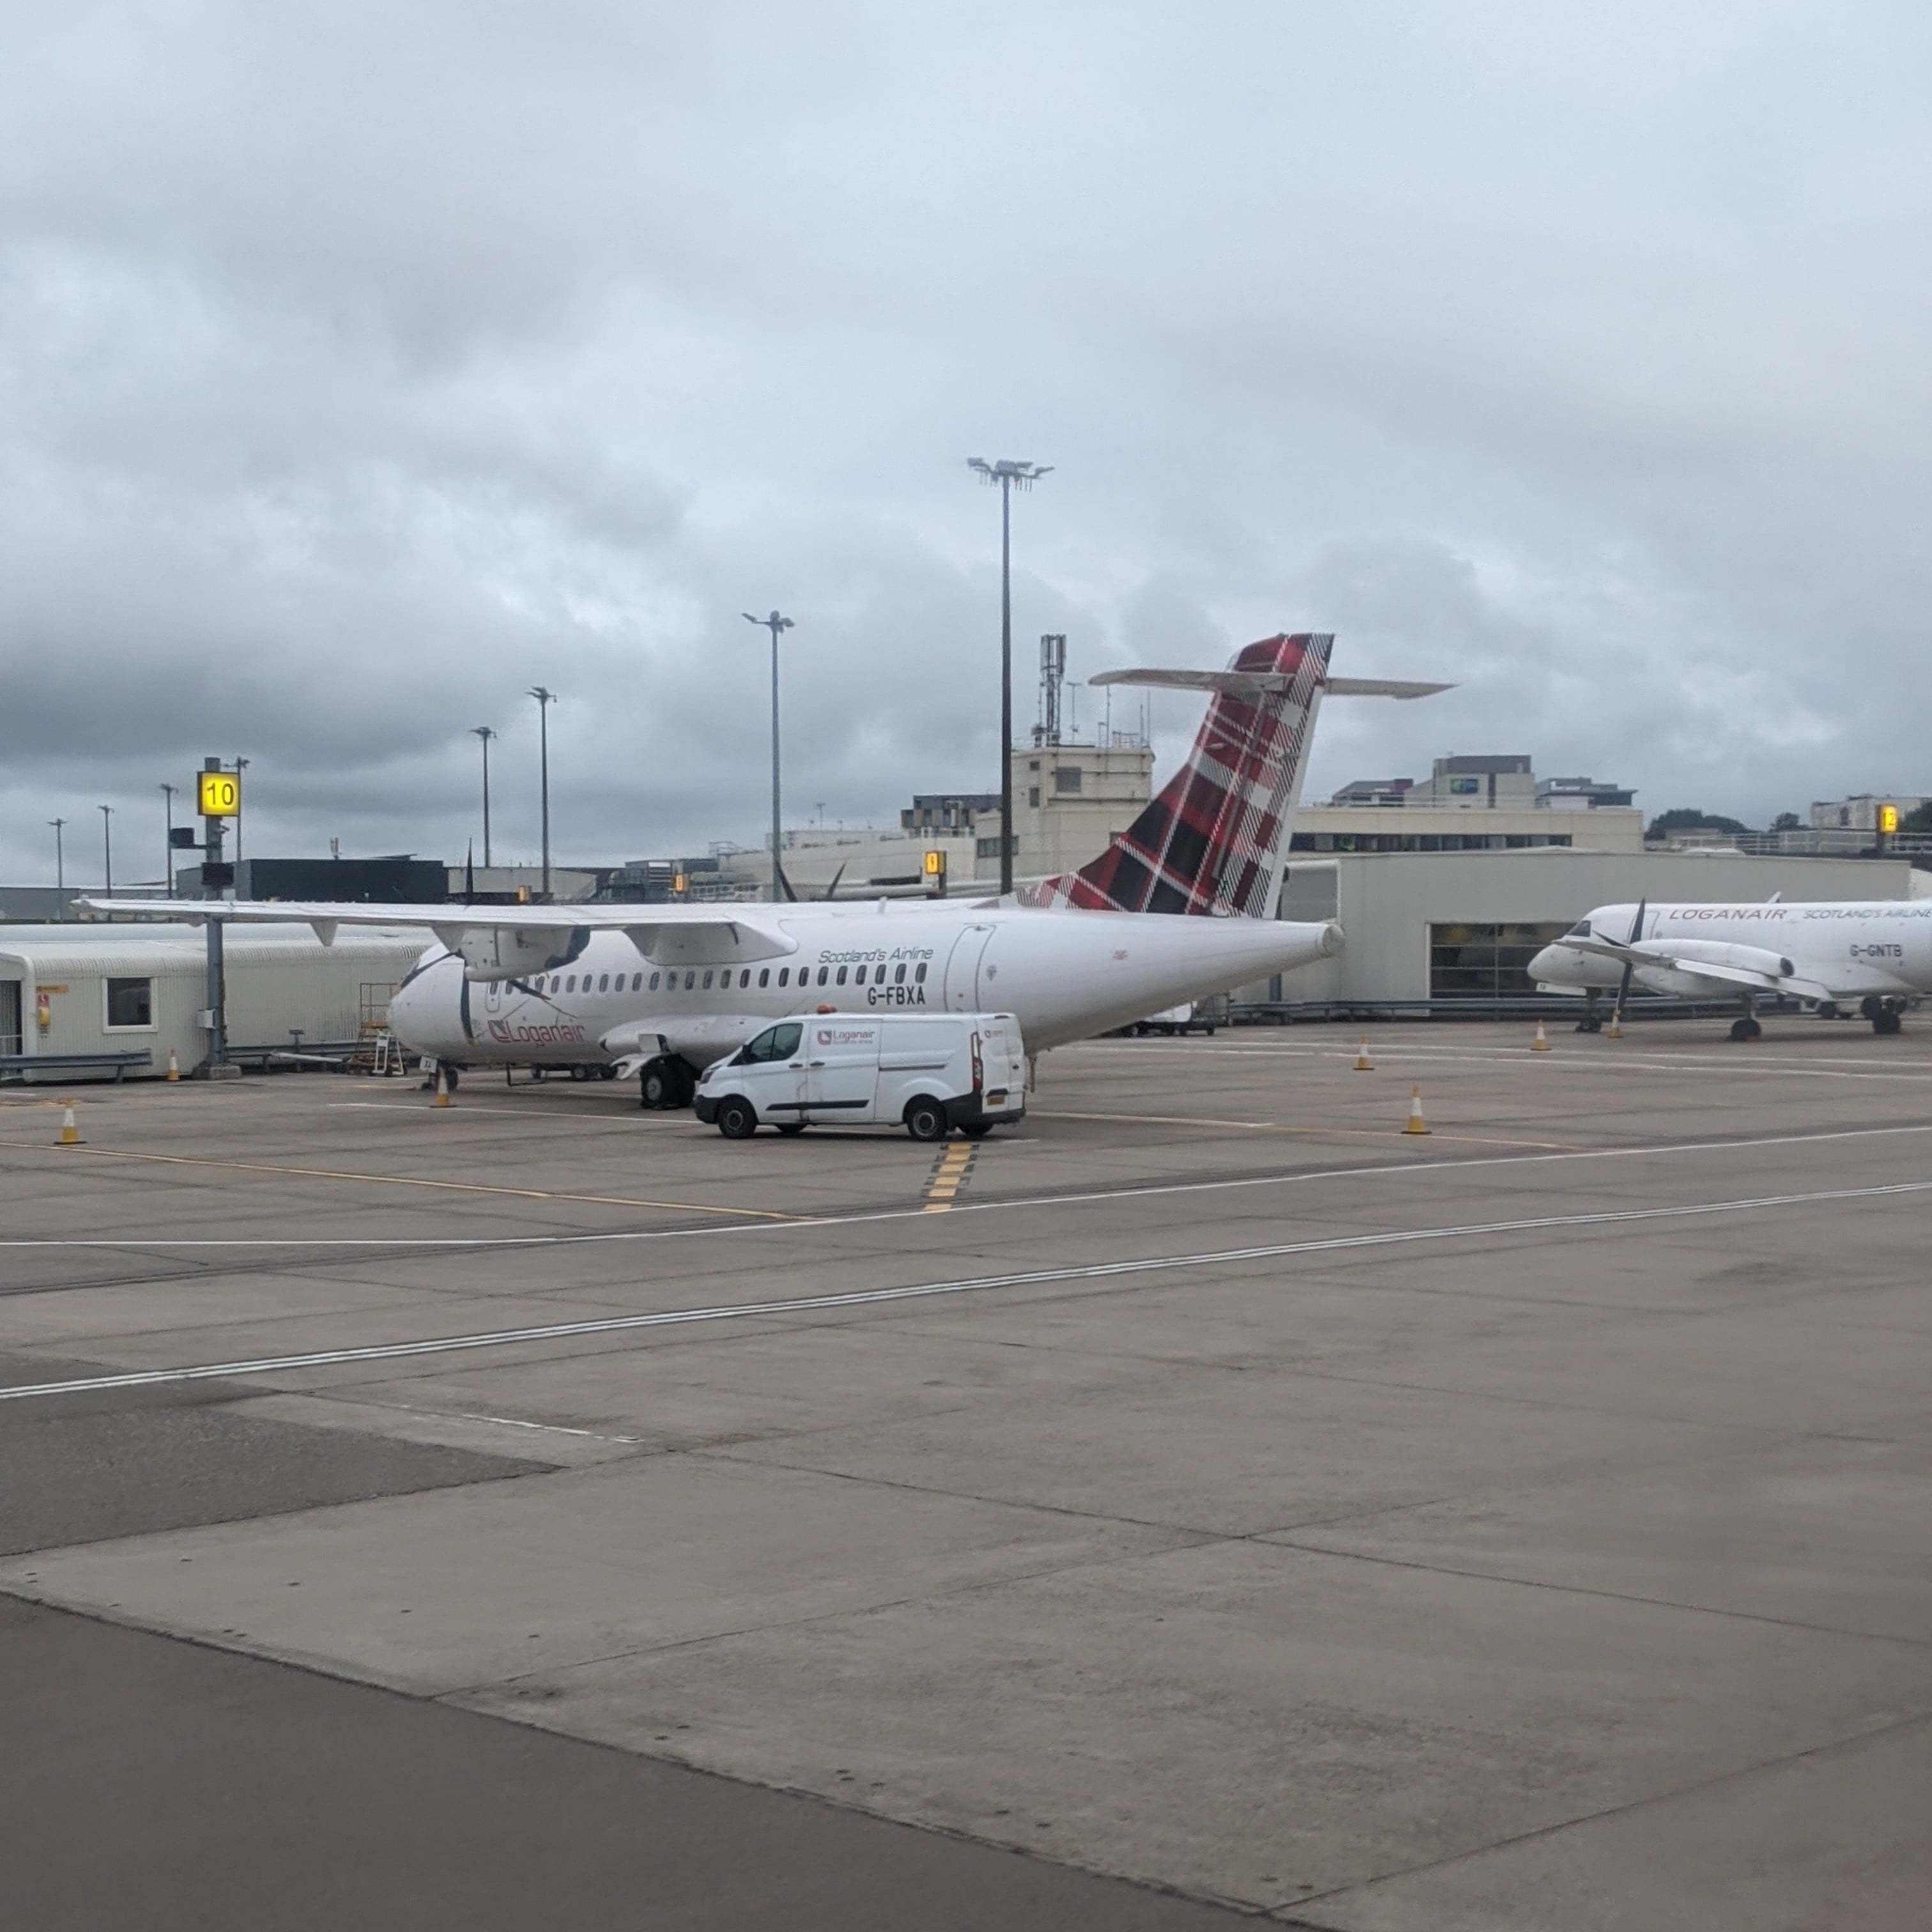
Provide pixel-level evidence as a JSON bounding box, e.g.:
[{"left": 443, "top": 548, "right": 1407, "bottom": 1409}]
[
  {"left": 958, "top": 1121, "right": 993, "bottom": 1139},
  {"left": 716, "top": 1096, "right": 758, "bottom": 1139},
  {"left": 776, "top": 1122, "right": 808, "bottom": 1136},
  {"left": 905, "top": 1098, "right": 949, "bottom": 1142}
]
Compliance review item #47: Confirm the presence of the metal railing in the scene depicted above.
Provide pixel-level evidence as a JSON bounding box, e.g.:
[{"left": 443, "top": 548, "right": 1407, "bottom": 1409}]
[{"left": 0, "top": 1049, "right": 152, "bottom": 1082}]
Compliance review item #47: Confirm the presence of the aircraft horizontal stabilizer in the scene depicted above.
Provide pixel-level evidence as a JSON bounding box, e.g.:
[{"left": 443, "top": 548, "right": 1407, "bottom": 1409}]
[{"left": 1088, "top": 669, "right": 1452, "bottom": 700}]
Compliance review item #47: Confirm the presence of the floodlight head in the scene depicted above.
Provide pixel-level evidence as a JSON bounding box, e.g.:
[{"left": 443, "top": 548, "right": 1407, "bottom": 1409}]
[
  {"left": 968, "top": 456, "right": 1051, "bottom": 489},
  {"left": 528, "top": 685, "right": 555, "bottom": 704},
  {"left": 471, "top": 724, "right": 496, "bottom": 741}
]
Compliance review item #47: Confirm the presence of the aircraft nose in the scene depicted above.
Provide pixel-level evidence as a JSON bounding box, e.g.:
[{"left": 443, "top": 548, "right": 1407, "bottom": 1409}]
[{"left": 1528, "top": 944, "right": 1563, "bottom": 980}]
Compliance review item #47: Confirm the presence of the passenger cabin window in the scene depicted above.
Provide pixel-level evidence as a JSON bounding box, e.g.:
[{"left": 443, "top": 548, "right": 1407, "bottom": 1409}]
[
  {"left": 778, "top": 968, "right": 789, "bottom": 987},
  {"left": 894, "top": 963, "right": 906, "bottom": 983},
  {"left": 702, "top": 969, "right": 714, "bottom": 990},
  {"left": 836, "top": 965, "right": 848, "bottom": 985},
  {"left": 816, "top": 966, "right": 829, "bottom": 986},
  {"left": 915, "top": 963, "right": 928, "bottom": 983},
  {"left": 683, "top": 970, "right": 695, "bottom": 990},
  {"left": 598, "top": 974, "right": 609, "bottom": 992},
  {"left": 631, "top": 973, "right": 642, "bottom": 991},
  {"left": 104, "top": 977, "right": 153, "bottom": 1029},
  {"left": 758, "top": 968, "right": 769, "bottom": 988},
  {"left": 566, "top": 974, "right": 577, "bottom": 992},
  {"left": 648, "top": 972, "right": 661, "bottom": 991}
]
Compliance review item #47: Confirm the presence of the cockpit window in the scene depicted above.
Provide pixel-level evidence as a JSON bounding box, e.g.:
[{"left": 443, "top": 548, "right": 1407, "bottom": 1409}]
[{"left": 1565, "top": 921, "right": 1591, "bottom": 939}]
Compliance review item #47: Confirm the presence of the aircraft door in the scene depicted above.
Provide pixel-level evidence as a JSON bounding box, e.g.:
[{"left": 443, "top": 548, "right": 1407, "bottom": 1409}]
[{"left": 943, "top": 926, "right": 995, "bottom": 1011}]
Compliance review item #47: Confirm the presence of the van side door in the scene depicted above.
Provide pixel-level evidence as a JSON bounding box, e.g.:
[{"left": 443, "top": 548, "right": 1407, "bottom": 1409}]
[
  {"left": 738, "top": 1020, "right": 808, "bottom": 1119},
  {"left": 803, "top": 1019, "right": 881, "bottom": 1119}
]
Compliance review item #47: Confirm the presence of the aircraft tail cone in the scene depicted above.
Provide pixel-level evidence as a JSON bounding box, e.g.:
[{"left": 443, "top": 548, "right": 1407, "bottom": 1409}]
[
  {"left": 57, "top": 1099, "right": 82, "bottom": 1146},
  {"left": 166, "top": 1046, "right": 180, "bottom": 1082},
  {"left": 1354, "top": 1038, "right": 1374, "bottom": 1071},
  {"left": 1403, "top": 1085, "right": 1430, "bottom": 1135},
  {"left": 433, "top": 1066, "right": 452, "bottom": 1109},
  {"left": 1531, "top": 1019, "right": 1550, "bottom": 1052}
]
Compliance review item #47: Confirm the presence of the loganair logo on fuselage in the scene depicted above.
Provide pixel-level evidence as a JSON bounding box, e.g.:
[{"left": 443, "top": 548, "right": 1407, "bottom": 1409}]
[{"left": 487, "top": 1018, "right": 588, "bottom": 1046}]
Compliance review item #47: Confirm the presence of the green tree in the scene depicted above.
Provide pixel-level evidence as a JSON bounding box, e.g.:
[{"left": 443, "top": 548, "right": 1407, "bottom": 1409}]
[
  {"left": 1771, "top": 811, "right": 1802, "bottom": 832},
  {"left": 1901, "top": 799, "right": 1932, "bottom": 837},
  {"left": 1644, "top": 807, "right": 1752, "bottom": 842}
]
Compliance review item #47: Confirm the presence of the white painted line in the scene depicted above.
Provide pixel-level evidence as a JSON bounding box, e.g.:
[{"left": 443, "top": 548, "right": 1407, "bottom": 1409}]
[
  {"left": 1102, "top": 1042, "right": 1932, "bottom": 1082},
  {"left": 3, "top": 1121, "right": 1930, "bottom": 1253},
  {"left": 2, "top": 1179, "right": 1927, "bottom": 1404}
]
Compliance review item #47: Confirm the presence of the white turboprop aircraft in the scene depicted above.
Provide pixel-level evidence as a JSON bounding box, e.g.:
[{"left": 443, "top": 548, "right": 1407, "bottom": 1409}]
[
  {"left": 86, "top": 633, "right": 1446, "bottom": 1106},
  {"left": 1529, "top": 898, "right": 1932, "bottom": 1039}
]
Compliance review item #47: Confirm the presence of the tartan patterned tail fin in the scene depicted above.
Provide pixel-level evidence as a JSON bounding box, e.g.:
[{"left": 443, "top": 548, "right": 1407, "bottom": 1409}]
[{"left": 1019, "top": 632, "right": 1333, "bottom": 917}]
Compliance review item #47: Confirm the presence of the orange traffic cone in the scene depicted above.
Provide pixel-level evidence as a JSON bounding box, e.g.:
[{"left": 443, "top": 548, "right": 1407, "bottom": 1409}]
[
  {"left": 1607, "top": 1010, "right": 1623, "bottom": 1039},
  {"left": 166, "top": 1046, "right": 180, "bottom": 1082},
  {"left": 1354, "top": 1038, "right": 1374, "bottom": 1071},
  {"left": 57, "top": 1099, "right": 82, "bottom": 1146},
  {"left": 1531, "top": 1019, "right": 1550, "bottom": 1052},
  {"left": 1403, "top": 1085, "right": 1430, "bottom": 1135},
  {"left": 433, "top": 1065, "right": 452, "bottom": 1108}
]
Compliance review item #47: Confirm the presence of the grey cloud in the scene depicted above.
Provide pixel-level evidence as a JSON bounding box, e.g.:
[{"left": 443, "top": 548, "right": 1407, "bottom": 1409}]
[{"left": 5, "top": 3, "right": 1931, "bottom": 882}]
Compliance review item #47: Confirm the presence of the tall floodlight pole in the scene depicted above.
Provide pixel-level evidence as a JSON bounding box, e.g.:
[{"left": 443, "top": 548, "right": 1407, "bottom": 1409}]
[
  {"left": 528, "top": 687, "right": 556, "bottom": 898},
  {"left": 742, "top": 611, "right": 795, "bottom": 903},
  {"left": 49, "top": 818, "right": 66, "bottom": 890},
  {"left": 99, "top": 805, "right": 114, "bottom": 893},
  {"left": 967, "top": 458, "right": 1052, "bottom": 894},
  {"left": 471, "top": 726, "right": 497, "bottom": 868},
  {"left": 161, "top": 783, "right": 178, "bottom": 898}
]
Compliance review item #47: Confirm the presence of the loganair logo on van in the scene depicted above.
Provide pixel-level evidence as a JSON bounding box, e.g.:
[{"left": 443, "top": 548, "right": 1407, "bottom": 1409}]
[
  {"left": 487, "top": 1018, "right": 588, "bottom": 1046},
  {"left": 815, "top": 1026, "right": 878, "bottom": 1047}
]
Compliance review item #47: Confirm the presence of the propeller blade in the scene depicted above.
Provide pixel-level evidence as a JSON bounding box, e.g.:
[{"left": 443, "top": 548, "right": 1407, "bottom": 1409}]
[
  {"left": 774, "top": 861, "right": 799, "bottom": 903},
  {"left": 464, "top": 840, "right": 475, "bottom": 904},
  {"left": 1614, "top": 900, "right": 1644, "bottom": 1023},
  {"left": 822, "top": 863, "right": 847, "bottom": 901}
]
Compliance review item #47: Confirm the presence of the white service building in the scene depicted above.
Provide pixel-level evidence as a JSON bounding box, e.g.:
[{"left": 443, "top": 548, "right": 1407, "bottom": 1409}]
[{"left": 0, "top": 923, "right": 430, "bottom": 1080}]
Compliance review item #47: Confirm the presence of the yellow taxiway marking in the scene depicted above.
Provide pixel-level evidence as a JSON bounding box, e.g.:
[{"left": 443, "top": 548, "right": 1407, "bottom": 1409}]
[
  {"left": 921, "top": 1140, "right": 978, "bottom": 1213},
  {"left": 0, "top": 1138, "right": 797, "bottom": 1221},
  {"left": 1031, "top": 1110, "right": 1588, "bottom": 1152}
]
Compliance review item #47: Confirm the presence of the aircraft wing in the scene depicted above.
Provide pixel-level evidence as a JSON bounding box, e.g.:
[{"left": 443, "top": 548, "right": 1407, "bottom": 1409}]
[
  {"left": 1567, "top": 936, "right": 1834, "bottom": 1002},
  {"left": 75, "top": 897, "right": 801, "bottom": 967}
]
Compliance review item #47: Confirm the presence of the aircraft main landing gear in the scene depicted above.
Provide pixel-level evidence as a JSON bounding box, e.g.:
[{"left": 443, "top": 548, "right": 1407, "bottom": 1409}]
[
  {"left": 1728, "top": 1015, "right": 1763, "bottom": 1043},
  {"left": 1862, "top": 995, "right": 1905, "bottom": 1036},
  {"left": 638, "top": 1055, "right": 697, "bottom": 1110}
]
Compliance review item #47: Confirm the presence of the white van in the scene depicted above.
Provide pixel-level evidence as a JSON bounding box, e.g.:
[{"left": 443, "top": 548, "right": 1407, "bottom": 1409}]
[{"left": 694, "top": 1011, "right": 1025, "bottom": 1140}]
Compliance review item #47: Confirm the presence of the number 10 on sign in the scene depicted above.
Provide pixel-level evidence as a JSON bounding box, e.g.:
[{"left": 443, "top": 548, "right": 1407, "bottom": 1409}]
[{"left": 197, "top": 771, "right": 240, "bottom": 816}]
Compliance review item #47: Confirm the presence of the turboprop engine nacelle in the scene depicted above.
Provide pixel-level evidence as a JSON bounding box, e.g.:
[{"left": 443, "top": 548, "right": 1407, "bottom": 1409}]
[
  {"left": 1641, "top": 939, "right": 1796, "bottom": 981},
  {"left": 445, "top": 924, "right": 592, "bottom": 983}
]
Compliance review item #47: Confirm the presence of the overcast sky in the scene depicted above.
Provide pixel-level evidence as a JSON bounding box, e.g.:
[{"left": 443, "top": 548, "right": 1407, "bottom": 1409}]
[{"left": 3, "top": 3, "right": 1928, "bottom": 885}]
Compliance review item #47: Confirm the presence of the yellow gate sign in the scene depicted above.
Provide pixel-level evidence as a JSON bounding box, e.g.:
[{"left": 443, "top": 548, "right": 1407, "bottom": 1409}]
[
  {"left": 197, "top": 770, "right": 241, "bottom": 816},
  {"left": 1878, "top": 803, "right": 1900, "bottom": 835}
]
